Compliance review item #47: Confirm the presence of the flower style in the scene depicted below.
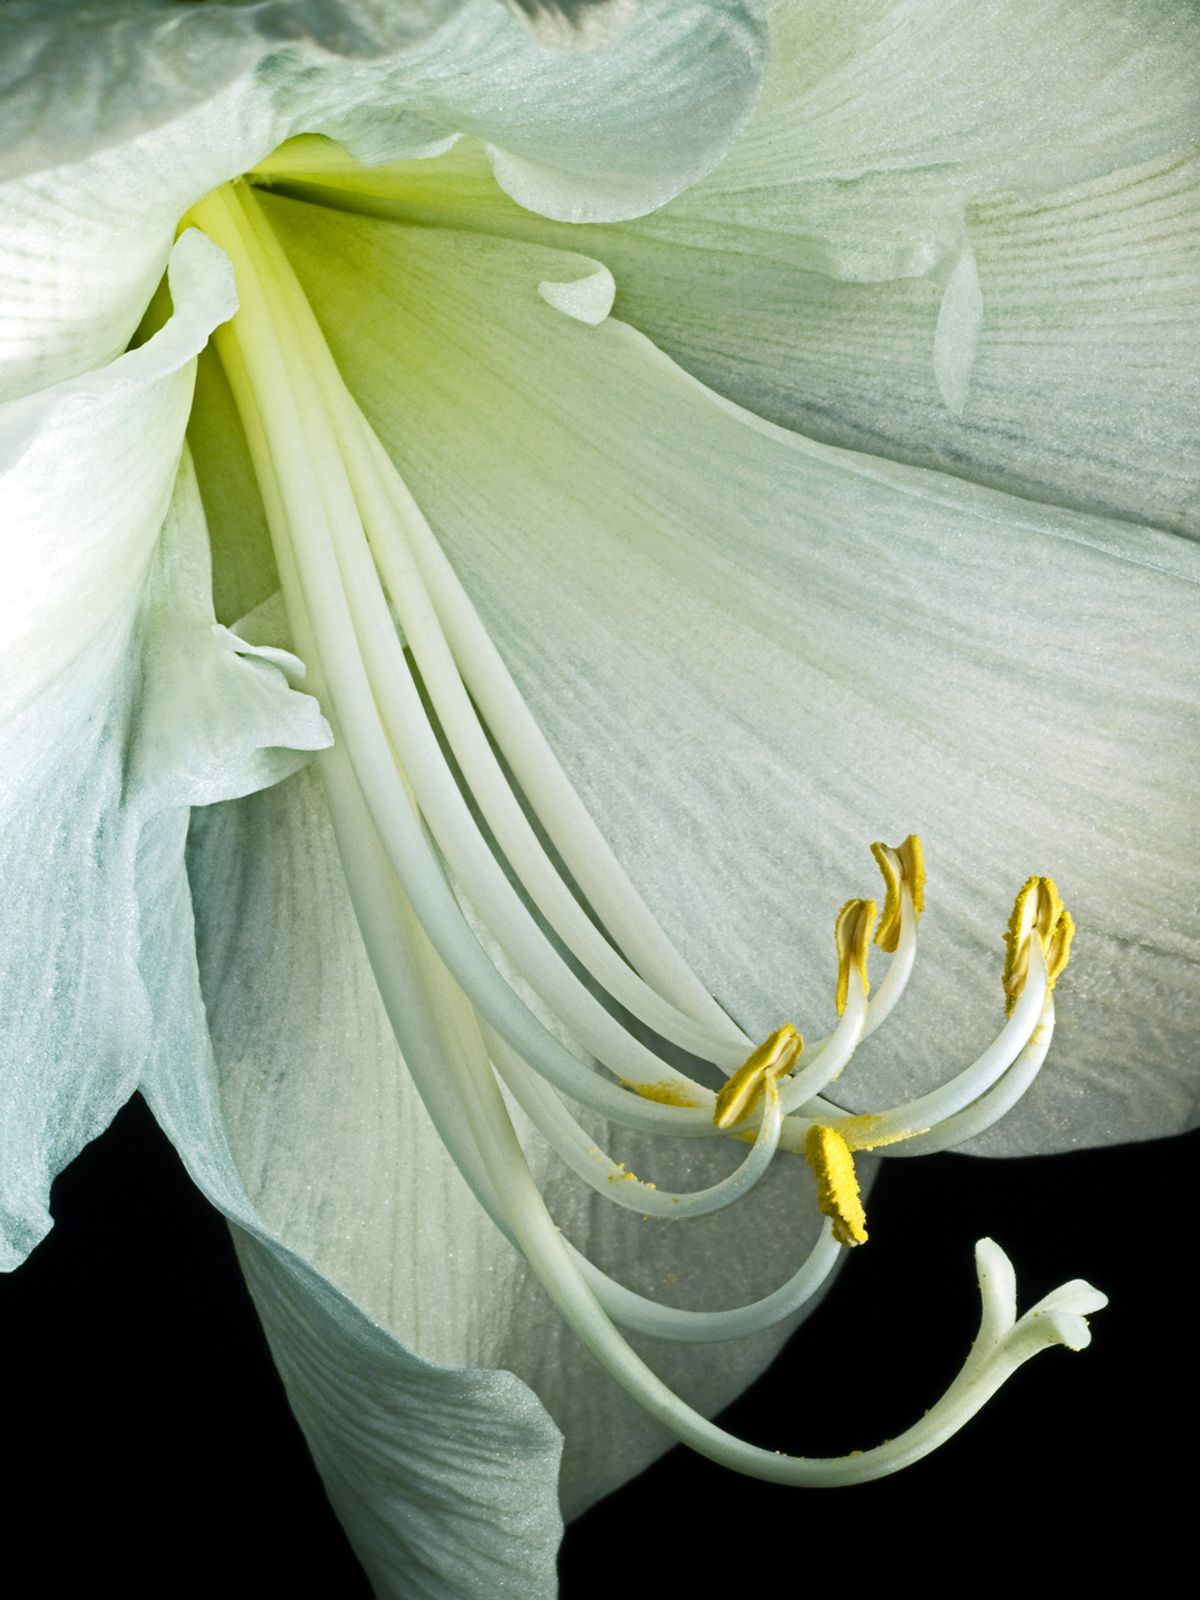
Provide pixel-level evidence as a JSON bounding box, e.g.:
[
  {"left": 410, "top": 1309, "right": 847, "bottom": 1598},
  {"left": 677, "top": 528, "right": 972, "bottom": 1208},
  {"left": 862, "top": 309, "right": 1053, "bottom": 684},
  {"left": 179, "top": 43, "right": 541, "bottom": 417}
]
[{"left": 2, "top": 0, "right": 1197, "bottom": 1594}]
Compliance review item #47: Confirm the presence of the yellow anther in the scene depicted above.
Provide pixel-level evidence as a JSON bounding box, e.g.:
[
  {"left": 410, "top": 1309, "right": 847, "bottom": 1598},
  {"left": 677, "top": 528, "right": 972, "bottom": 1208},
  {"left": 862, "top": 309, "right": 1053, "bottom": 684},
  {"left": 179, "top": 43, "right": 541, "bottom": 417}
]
[
  {"left": 870, "top": 834, "right": 926, "bottom": 953},
  {"left": 1002, "top": 875, "right": 1075, "bottom": 1015},
  {"left": 804, "top": 1125, "right": 869, "bottom": 1246},
  {"left": 713, "top": 1025, "right": 803, "bottom": 1130},
  {"left": 835, "top": 898, "right": 876, "bottom": 1015}
]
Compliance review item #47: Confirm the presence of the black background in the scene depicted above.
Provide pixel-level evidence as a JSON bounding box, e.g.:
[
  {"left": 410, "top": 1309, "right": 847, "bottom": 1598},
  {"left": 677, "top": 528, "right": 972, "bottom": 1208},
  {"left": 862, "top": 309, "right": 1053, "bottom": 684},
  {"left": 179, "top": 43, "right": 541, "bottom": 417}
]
[{"left": 3, "top": 1096, "right": 1191, "bottom": 1593}]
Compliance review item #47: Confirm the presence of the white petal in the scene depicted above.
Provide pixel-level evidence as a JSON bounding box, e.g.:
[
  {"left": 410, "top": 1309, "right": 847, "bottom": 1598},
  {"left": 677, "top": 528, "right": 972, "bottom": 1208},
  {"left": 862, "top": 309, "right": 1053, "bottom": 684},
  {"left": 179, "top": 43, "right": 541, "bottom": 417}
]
[
  {"left": 599, "top": 0, "right": 1200, "bottom": 530},
  {"left": 599, "top": 145, "right": 1200, "bottom": 537},
  {"left": 121, "top": 771, "right": 556, "bottom": 1599},
  {"left": 368, "top": 0, "right": 766, "bottom": 223},
  {"left": 263, "top": 196, "right": 1200, "bottom": 1153},
  {"left": 0, "top": 231, "right": 233, "bottom": 719},
  {"left": 0, "top": 235, "right": 327, "bottom": 1266},
  {"left": 1, "top": 6, "right": 277, "bottom": 399},
  {"left": 0, "top": 0, "right": 763, "bottom": 398},
  {"left": 315, "top": 3, "right": 1198, "bottom": 531}
]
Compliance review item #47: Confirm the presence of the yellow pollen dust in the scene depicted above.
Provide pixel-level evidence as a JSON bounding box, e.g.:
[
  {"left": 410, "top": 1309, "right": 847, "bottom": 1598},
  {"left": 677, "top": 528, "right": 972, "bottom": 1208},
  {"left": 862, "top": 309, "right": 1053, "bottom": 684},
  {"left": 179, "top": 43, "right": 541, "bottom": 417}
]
[
  {"left": 804, "top": 1125, "right": 868, "bottom": 1246},
  {"left": 620, "top": 1079, "right": 703, "bottom": 1109},
  {"left": 713, "top": 1025, "right": 803, "bottom": 1130},
  {"left": 1002, "top": 875, "right": 1075, "bottom": 1016},
  {"left": 606, "top": 1163, "right": 642, "bottom": 1184},
  {"left": 834, "top": 1113, "right": 929, "bottom": 1152},
  {"left": 870, "top": 833, "right": 926, "bottom": 953},
  {"left": 835, "top": 898, "right": 876, "bottom": 1016}
]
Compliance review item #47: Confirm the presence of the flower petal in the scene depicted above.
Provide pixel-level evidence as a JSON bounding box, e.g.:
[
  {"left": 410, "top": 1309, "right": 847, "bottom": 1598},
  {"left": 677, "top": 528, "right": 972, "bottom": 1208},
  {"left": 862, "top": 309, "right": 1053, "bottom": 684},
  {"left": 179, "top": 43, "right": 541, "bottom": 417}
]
[
  {"left": 355, "top": 0, "right": 767, "bottom": 223},
  {"left": 0, "top": 233, "right": 328, "bottom": 1267},
  {"left": 264, "top": 194, "right": 1200, "bottom": 1154},
  {"left": 595, "top": 145, "right": 1200, "bottom": 538},
  {"left": 297, "top": 1, "right": 1197, "bottom": 531},
  {"left": 109, "top": 766, "right": 552, "bottom": 1599},
  {"left": 0, "top": 230, "right": 232, "bottom": 717},
  {"left": 592, "top": 0, "right": 1200, "bottom": 531},
  {"left": 0, "top": 0, "right": 763, "bottom": 399}
]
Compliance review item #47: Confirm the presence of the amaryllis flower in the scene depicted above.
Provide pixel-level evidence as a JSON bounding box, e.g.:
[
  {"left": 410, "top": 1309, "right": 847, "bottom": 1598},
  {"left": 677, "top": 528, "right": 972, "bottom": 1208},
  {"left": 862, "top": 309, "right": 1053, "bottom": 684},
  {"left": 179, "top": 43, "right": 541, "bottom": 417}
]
[{"left": 2, "top": 1, "right": 1196, "bottom": 1594}]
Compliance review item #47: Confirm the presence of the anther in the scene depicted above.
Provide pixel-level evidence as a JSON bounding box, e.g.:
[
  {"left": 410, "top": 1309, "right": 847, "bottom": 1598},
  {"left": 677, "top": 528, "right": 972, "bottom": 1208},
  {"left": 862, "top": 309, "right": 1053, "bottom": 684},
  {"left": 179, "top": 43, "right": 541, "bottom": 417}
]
[
  {"left": 1002, "top": 875, "right": 1075, "bottom": 1015},
  {"left": 870, "top": 834, "right": 925, "bottom": 952},
  {"left": 804, "top": 1124, "right": 868, "bottom": 1246},
  {"left": 714, "top": 1024, "right": 803, "bottom": 1129},
  {"left": 835, "top": 897, "right": 876, "bottom": 1015}
]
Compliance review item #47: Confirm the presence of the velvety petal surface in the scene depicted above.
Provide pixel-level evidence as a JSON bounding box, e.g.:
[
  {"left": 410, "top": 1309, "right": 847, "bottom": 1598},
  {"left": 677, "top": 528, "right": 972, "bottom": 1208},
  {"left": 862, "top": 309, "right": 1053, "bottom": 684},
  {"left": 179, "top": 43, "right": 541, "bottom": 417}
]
[
  {"left": 597, "top": 0, "right": 1200, "bottom": 533},
  {"left": 0, "top": 233, "right": 328, "bottom": 1266},
  {"left": 592, "top": 0, "right": 1200, "bottom": 534},
  {"left": 262, "top": 192, "right": 1200, "bottom": 1154},
  {"left": 0, "top": 0, "right": 763, "bottom": 399},
  {"left": 274, "top": 0, "right": 1198, "bottom": 533}
]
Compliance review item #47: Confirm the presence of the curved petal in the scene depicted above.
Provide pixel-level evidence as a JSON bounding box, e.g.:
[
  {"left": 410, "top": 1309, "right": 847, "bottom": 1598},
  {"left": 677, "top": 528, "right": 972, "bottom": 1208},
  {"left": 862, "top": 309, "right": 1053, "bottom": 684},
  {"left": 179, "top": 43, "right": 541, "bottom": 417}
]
[
  {"left": 260, "top": 194, "right": 1200, "bottom": 1154},
  {"left": 360, "top": 0, "right": 766, "bottom": 224},
  {"left": 591, "top": 0, "right": 1200, "bottom": 532},
  {"left": 0, "top": 233, "right": 328, "bottom": 1267},
  {"left": 0, "top": 231, "right": 232, "bottom": 718},
  {"left": 288, "top": 1, "right": 1198, "bottom": 532},
  {"left": 592, "top": 147, "right": 1200, "bottom": 538},
  {"left": 131, "top": 777, "right": 561, "bottom": 1598},
  {"left": 1, "top": 0, "right": 292, "bottom": 399},
  {"left": 0, "top": 0, "right": 763, "bottom": 399}
]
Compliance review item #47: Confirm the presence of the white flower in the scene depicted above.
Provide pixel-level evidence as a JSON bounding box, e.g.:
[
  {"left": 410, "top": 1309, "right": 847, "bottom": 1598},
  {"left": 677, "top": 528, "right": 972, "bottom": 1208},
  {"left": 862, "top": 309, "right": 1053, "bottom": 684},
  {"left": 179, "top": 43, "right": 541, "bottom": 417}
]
[{"left": 1, "top": 1, "right": 1196, "bottom": 1593}]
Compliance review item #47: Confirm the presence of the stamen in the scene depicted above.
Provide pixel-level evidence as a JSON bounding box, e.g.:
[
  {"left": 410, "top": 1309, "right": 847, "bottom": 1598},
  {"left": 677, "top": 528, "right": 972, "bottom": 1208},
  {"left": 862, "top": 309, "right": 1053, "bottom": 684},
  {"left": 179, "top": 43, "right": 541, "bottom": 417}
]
[
  {"left": 324, "top": 387, "right": 754, "bottom": 1068},
  {"left": 452, "top": 1004, "right": 1104, "bottom": 1485},
  {"left": 810, "top": 927, "right": 1051, "bottom": 1151},
  {"left": 226, "top": 183, "right": 728, "bottom": 1099},
  {"left": 885, "top": 991, "right": 1057, "bottom": 1157},
  {"left": 714, "top": 1024, "right": 803, "bottom": 1129},
  {"left": 357, "top": 441, "right": 744, "bottom": 1041},
  {"left": 188, "top": 189, "right": 728, "bottom": 1141},
  {"left": 804, "top": 1124, "right": 869, "bottom": 1246},
  {"left": 492, "top": 1024, "right": 787, "bottom": 1221},
  {"left": 835, "top": 897, "right": 875, "bottom": 1015}
]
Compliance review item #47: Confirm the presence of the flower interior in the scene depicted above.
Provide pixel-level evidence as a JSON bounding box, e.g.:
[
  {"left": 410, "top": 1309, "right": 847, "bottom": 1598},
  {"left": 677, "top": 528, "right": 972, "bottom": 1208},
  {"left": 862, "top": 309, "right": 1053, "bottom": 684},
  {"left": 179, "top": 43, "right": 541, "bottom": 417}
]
[{"left": 180, "top": 147, "right": 1103, "bottom": 1487}]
